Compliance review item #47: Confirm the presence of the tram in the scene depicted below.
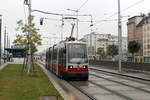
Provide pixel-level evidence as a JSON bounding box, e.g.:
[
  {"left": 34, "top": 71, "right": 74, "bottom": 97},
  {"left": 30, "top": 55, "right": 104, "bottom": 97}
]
[{"left": 45, "top": 38, "right": 89, "bottom": 80}]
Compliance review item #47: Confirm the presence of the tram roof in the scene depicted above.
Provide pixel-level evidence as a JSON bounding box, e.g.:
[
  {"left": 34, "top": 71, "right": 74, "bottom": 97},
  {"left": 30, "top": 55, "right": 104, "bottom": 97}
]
[
  {"left": 46, "top": 40, "right": 86, "bottom": 50},
  {"left": 60, "top": 40, "right": 86, "bottom": 44}
]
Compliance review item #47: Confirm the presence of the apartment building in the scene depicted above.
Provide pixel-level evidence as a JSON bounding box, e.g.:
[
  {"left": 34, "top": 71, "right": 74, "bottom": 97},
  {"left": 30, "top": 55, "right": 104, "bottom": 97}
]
[
  {"left": 127, "top": 14, "right": 150, "bottom": 62},
  {"left": 142, "top": 16, "right": 150, "bottom": 62},
  {"left": 80, "top": 32, "right": 127, "bottom": 59}
]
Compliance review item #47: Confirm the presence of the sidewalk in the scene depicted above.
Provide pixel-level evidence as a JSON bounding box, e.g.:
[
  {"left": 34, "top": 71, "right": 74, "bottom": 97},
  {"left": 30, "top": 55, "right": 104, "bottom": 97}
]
[
  {"left": 0, "top": 62, "right": 9, "bottom": 70},
  {"left": 90, "top": 65, "right": 150, "bottom": 81}
]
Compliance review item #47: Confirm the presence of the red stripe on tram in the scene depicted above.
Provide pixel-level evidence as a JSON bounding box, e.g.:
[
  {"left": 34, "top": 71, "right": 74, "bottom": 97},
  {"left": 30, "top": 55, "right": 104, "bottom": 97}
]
[{"left": 58, "top": 67, "right": 88, "bottom": 72}]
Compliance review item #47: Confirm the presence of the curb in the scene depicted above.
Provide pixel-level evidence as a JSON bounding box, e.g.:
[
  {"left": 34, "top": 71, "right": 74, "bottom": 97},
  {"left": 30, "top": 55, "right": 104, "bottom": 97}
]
[
  {"left": 0, "top": 62, "right": 9, "bottom": 71},
  {"left": 38, "top": 63, "right": 69, "bottom": 100}
]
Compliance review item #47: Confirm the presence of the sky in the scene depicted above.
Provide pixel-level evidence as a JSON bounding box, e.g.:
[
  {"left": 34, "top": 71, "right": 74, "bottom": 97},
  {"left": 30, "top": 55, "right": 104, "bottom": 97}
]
[{"left": 0, "top": 0, "right": 150, "bottom": 52}]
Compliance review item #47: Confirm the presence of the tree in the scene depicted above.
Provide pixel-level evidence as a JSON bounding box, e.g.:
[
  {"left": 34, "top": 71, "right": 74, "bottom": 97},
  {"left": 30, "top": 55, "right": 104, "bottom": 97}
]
[
  {"left": 128, "top": 40, "right": 140, "bottom": 61},
  {"left": 13, "top": 16, "right": 41, "bottom": 54},
  {"left": 97, "top": 47, "right": 105, "bottom": 59},
  {"left": 106, "top": 44, "right": 118, "bottom": 57},
  {"left": 13, "top": 16, "right": 42, "bottom": 75}
]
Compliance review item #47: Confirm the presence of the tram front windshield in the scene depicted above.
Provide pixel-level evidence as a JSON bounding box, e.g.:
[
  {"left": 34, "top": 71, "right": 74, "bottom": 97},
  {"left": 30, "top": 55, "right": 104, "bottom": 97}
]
[{"left": 68, "top": 44, "right": 88, "bottom": 64}]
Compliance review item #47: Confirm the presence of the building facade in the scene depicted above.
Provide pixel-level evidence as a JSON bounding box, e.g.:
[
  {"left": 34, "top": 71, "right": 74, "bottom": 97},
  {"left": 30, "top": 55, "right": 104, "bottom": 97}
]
[
  {"left": 127, "top": 14, "right": 150, "bottom": 62},
  {"left": 80, "top": 32, "right": 127, "bottom": 60},
  {"left": 143, "top": 16, "right": 150, "bottom": 62}
]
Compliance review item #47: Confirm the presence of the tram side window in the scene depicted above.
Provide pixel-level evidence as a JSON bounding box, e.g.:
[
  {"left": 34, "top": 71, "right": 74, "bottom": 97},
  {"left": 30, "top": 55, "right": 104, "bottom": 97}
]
[
  {"left": 46, "top": 51, "right": 49, "bottom": 61},
  {"left": 49, "top": 48, "right": 51, "bottom": 65},
  {"left": 58, "top": 48, "right": 63, "bottom": 66},
  {"left": 63, "top": 48, "right": 66, "bottom": 67},
  {"left": 53, "top": 47, "right": 57, "bottom": 61}
]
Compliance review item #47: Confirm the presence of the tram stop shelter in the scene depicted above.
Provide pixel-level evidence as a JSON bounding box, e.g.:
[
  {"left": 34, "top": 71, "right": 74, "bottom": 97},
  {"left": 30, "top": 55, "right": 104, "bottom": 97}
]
[{"left": 5, "top": 45, "right": 26, "bottom": 63}]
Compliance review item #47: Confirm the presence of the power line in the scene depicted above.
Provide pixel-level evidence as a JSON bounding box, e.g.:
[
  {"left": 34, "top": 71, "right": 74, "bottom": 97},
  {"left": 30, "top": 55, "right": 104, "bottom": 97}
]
[
  {"left": 78, "top": 0, "right": 89, "bottom": 11},
  {"left": 121, "top": 0, "right": 144, "bottom": 12},
  {"left": 96, "top": 0, "right": 145, "bottom": 23}
]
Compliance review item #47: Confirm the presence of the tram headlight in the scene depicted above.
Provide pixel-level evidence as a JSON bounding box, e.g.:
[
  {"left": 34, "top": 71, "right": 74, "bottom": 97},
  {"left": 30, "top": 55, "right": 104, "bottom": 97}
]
[
  {"left": 68, "top": 65, "right": 73, "bottom": 68},
  {"left": 83, "top": 65, "right": 88, "bottom": 68}
]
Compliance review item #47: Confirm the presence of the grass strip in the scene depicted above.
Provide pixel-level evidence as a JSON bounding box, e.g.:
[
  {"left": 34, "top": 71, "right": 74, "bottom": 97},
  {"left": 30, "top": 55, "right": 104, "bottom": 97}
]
[{"left": 0, "top": 64, "right": 64, "bottom": 100}]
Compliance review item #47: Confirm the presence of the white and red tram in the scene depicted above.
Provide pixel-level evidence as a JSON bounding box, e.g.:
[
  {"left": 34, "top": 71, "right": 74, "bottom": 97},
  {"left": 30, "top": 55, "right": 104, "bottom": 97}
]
[{"left": 46, "top": 40, "right": 89, "bottom": 80}]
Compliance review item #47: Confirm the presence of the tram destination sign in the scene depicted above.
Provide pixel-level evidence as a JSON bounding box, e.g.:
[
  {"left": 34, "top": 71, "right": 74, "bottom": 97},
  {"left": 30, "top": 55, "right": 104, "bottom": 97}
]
[{"left": 69, "top": 44, "right": 82, "bottom": 48}]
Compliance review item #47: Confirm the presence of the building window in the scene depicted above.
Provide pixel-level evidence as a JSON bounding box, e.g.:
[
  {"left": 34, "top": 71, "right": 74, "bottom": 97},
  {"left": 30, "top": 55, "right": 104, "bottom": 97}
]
[
  {"left": 143, "top": 27, "right": 146, "bottom": 32},
  {"left": 144, "top": 51, "right": 146, "bottom": 55},
  {"left": 148, "top": 51, "right": 150, "bottom": 54},
  {"left": 148, "top": 45, "right": 150, "bottom": 49}
]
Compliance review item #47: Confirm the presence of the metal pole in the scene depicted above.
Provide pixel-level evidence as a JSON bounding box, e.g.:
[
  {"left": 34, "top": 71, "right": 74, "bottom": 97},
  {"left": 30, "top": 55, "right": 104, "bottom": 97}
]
[
  {"left": 0, "top": 15, "right": 2, "bottom": 65},
  {"left": 95, "top": 34, "right": 96, "bottom": 57},
  {"left": 8, "top": 38, "right": 10, "bottom": 48},
  {"left": 7, "top": 32, "right": 9, "bottom": 61},
  {"left": 118, "top": 0, "right": 122, "bottom": 72},
  {"left": 27, "top": 0, "right": 32, "bottom": 73},
  {"left": 76, "top": 10, "right": 79, "bottom": 40},
  {"left": 61, "top": 16, "right": 64, "bottom": 41},
  {"left": 4, "top": 26, "right": 6, "bottom": 63},
  {"left": 7, "top": 33, "right": 8, "bottom": 48},
  {"left": 61, "top": 25, "right": 63, "bottom": 41}
]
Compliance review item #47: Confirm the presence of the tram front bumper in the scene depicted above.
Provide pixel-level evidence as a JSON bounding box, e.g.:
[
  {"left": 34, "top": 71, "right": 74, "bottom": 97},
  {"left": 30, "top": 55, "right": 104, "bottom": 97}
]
[{"left": 62, "top": 71, "right": 89, "bottom": 80}]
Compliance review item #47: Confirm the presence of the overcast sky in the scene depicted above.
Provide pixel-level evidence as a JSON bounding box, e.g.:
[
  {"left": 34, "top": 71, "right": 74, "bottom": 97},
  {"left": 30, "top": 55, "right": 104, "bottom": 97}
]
[{"left": 0, "top": 0, "right": 150, "bottom": 52}]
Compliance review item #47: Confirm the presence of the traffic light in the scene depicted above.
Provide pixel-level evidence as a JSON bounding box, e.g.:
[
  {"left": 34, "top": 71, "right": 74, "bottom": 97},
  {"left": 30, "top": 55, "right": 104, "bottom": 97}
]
[
  {"left": 24, "top": 0, "right": 28, "bottom": 5},
  {"left": 40, "top": 18, "right": 44, "bottom": 25}
]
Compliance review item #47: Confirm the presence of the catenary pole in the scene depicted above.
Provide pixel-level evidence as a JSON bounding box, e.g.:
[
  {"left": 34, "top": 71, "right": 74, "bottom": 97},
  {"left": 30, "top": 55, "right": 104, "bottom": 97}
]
[
  {"left": 118, "top": 0, "right": 122, "bottom": 72},
  {"left": 27, "top": 0, "right": 32, "bottom": 74},
  {"left": 7, "top": 32, "right": 9, "bottom": 60},
  {"left": 0, "top": 15, "right": 2, "bottom": 65},
  {"left": 76, "top": 10, "right": 79, "bottom": 40},
  {"left": 4, "top": 26, "right": 6, "bottom": 63}
]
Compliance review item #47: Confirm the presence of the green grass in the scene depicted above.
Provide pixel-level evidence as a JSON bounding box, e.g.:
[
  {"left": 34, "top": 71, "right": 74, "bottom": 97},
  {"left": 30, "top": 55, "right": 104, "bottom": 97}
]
[{"left": 0, "top": 64, "right": 64, "bottom": 100}]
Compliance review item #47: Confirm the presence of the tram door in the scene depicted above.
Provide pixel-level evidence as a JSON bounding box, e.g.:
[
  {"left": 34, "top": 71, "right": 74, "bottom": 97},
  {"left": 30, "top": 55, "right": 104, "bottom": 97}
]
[
  {"left": 58, "top": 47, "right": 66, "bottom": 68},
  {"left": 52, "top": 46, "right": 57, "bottom": 73},
  {"left": 62, "top": 47, "right": 66, "bottom": 68},
  {"left": 58, "top": 48, "right": 63, "bottom": 68}
]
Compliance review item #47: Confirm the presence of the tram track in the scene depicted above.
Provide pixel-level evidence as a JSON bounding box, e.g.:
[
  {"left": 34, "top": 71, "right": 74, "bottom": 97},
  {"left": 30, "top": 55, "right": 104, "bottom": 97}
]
[
  {"left": 90, "top": 68, "right": 150, "bottom": 84},
  {"left": 90, "top": 73, "right": 150, "bottom": 94},
  {"left": 69, "top": 79, "right": 134, "bottom": 100},
  {"left": 39, "top": 62, "right": 97, "bottom": 100},
  {"left": 39, "top": 62, "right": 150, "bottom": 99},
  {"left": 88, "top": 68, "right": 150, "bottom": 99},
  {"left": 88, "top": 80, "right": 133, "bottom": 100},
  {"left": 69, "top": 82, "right": 97, "bottom": 100}
]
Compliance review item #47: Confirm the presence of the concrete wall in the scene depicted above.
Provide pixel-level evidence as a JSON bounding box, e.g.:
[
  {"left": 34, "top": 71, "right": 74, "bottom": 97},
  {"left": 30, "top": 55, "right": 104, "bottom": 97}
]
[
  {"left": 12, "top": 58, "right": 24, "bottom": 64},
  {"left": 89, "top": 60, "right": 150, "bottom": 71}
]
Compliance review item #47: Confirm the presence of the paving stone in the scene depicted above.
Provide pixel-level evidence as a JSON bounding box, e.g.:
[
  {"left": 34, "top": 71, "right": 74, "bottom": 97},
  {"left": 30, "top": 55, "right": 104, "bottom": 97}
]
[
  {"left": 141, "top": 87, "right": 150, "bottom": 91},
  {"left": 93, "top": 94, "right": 126, "bottom": 100},
  {"left": 119, "top": 91, "right": 150, "bottom": 100},
  {"left": 124, "top": 81, "right": 149, "bottom": 87},
  {"left": 40, "top": 96, "right": 57, "bottom": 100},
  {"left": 106, "top": 85, "right": 135, "bottom": 91},
  {"left": 72, "top": 81, "right": 94, "bottom": 87},
  {"left": 81, "top": 86, "right": 111, "bottom": 95},
  {"left": 93, "top": 80, "right": 118, "bottom": 86}
]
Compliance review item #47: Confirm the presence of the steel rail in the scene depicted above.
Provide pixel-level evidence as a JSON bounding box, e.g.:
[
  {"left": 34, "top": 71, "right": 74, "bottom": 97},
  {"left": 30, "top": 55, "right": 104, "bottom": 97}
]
[
  {"left": 88, "top": 80, "right": 133, "bottom": 100},
  {"left": 39, "top": 62, "right": 97, "bottom": 100},
  {"left": 90, "top": 73, "right": 150, "bottom": 93},
  {"left": 90, "top": 68, "right": 150, "bottom": 82},
  {"left": 69, "top": 82, "right": 97, "bottom": 100}
]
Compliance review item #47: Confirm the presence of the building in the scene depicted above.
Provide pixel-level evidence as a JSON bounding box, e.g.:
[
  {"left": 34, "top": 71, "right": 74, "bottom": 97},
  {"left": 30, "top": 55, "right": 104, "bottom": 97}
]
[
  {"left": 80, "top": 32, "right": 127, "bottom": 60},
  {"left": 127, "top": 13, "right": 150, "bottom": 62},
  {"left": 5, "top": 45, "right": 26, "bottom": 63}
]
